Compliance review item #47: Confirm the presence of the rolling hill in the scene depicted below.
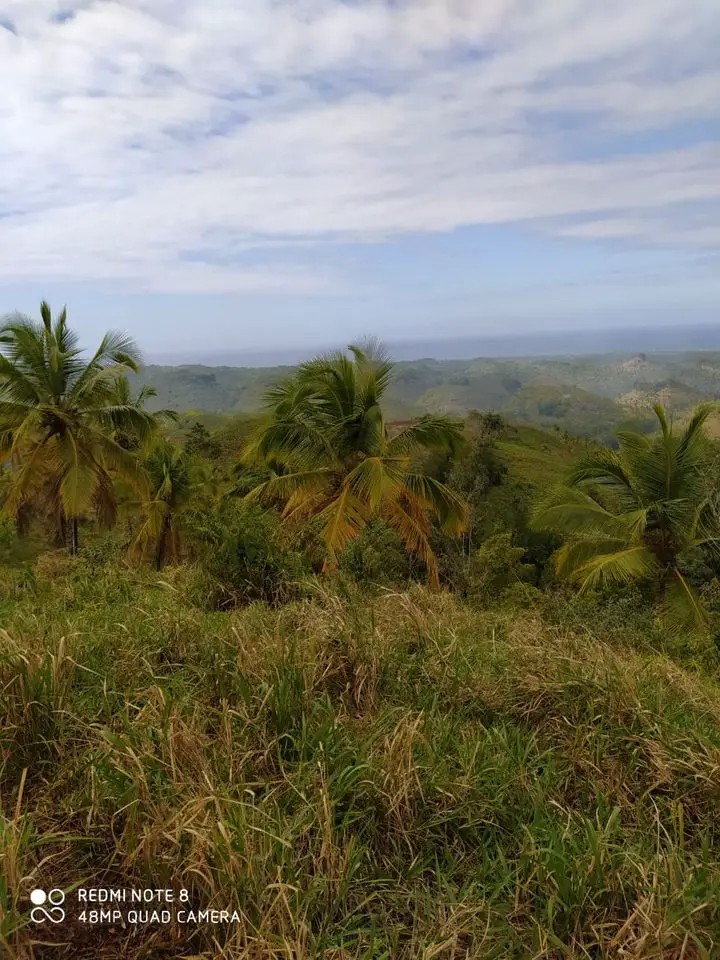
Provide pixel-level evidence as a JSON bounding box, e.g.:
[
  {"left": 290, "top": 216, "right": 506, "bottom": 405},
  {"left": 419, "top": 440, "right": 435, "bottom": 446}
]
[{"left": 134, "top": 349, "right": 720, "bottom": 439}]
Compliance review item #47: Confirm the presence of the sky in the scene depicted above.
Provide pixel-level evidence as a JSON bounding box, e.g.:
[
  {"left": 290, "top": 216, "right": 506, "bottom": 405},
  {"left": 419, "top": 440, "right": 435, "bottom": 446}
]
[{"left": 0, "top": 0, "right": 719, "bottom": 357}]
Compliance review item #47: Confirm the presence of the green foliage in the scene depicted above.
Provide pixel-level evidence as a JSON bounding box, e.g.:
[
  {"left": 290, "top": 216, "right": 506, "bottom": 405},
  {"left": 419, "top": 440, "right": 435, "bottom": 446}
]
[
  {"left": 466, "top": 532, "right": 535, "bottom": 604},
  {"left": 701, "top": 577, "right": 720, "bottom": 613},
  {"left": 428, "top": 423, "right": 567, "bottom": 595},
  {"left": 190, "top": 500, "right": 309, "bottom": 608},
  {"left": 535, "top": 404, "right": 720, "bottom": 632},
  {"left": 447, "top": 433, "right": 507, "bottom": 499},
  {"left": 77, "top": 530, "right": 127, "bottom": 571},
  {"left": 183, "top": 420, "right": 221, "bottom": 459},
  {"left": 130, "top": 442, "right": 209, "bottom": 569},
  {"left": 107, "top": 374, "right": 176, "bottom": 450},
  {"left": 0, "top": 303, "right": 158, "bottom": 554},
  {"left": 0, "top": 513, "right": 14, "bottom": 550},
  {"left": 246, "top": 341, "right": 468, "bottom": 583},
  {"left": 470, "top": 410, "right": 507, "bottom": 437},
  {"left": 338, "top": 520, "right": 416, "bottom": 586}
]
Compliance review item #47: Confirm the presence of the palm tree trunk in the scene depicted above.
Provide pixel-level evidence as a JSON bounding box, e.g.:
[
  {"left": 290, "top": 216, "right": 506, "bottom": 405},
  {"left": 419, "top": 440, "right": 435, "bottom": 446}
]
[
  {"left": 16, "top": 502, "right": 31, "bottom": 539},
  {"left": 55, "top": 510, "right": 67, "bottom": 549},
  {"left": 67, "top": 517, "right": 79, "bottom": 557},
  {"left": 155, "top": 513, "right": 171, "bottom": 571}
]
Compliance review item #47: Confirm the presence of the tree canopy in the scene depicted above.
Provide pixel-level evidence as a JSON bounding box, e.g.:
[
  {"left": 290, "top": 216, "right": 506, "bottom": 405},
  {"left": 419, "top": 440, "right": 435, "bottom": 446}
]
[
  {"left": 245, "top": 341, "right": 469, "bottom": 583},
  {"left": 0, "top": 302, "right": 154, "bottom": 551},
  {"left": 533, "top": 404, "right": 720, "bottom": 630}
]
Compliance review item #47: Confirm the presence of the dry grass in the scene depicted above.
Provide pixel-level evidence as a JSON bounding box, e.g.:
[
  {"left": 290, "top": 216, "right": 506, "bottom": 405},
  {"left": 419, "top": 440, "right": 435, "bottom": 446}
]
[{"left": 2, "top": 566, "right": 720, "bottom": 958}]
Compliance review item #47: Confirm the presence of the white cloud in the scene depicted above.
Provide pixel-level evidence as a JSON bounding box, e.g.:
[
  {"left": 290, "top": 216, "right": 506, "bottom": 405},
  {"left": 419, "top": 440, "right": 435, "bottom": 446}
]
[{"left": 0, "top": 0, "right": 718, "bottom": 292}]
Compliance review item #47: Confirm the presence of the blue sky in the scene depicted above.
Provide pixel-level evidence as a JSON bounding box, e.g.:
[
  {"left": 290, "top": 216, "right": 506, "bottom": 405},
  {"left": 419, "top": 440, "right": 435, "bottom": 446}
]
[{"left": 0, "top": 0, "right": 719, "bottom": 356}]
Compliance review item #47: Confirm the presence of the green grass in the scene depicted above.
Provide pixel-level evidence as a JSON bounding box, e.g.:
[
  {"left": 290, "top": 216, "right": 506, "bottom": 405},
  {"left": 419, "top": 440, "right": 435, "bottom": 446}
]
[
  {"left": 2, "top": 557, "right": 720, "bottom": 958},
  {"left": 0, "top": 535, "right": 45, "bottom": 570}
]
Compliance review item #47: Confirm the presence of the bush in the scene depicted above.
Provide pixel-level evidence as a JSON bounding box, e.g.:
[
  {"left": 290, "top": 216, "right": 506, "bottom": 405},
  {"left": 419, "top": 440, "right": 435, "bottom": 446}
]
[
  {"left": 191, "top": 500, "right": 309, "bottom": 608},
  {"left": 78, "top": 531, "right": 127, "bottom": 571},
  {"left": 447, "top": 435, "right": 507, "bottom": 498},
  {"left": 338, "top": 520, "right": 416, "bottom": 586},
  {"left": 702, "top": 578, "right": 720, "bottom": 613},
  {"left": 547, "top": 586, "right": 667, "bottom": 649},
  {"left": 184, "top": 420, "right": 221, "bottom": 459},
  {"left": 467, "top": 532, "right": 535, "bottom": 605}
]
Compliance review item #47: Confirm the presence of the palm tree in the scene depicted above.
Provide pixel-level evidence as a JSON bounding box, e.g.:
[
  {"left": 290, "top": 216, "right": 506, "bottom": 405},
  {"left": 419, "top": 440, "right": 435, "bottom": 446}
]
[
  {"left": 130, "top": 442, "right": 207, "bottom": 570},
  {"left": 107, "top": 375, "right": 177, "bottom": 450},
  {"left": 244, "top": 342, "right": 469, "bottom": 584},
  {"left": 106, "top": 375, "right": 177, "bottom": 542},
  {"left": 533, "top": 404, "right": 720, "bottom": 630},
  {"left": 0, "top": 302, "right": 154, "bottom": 554}
]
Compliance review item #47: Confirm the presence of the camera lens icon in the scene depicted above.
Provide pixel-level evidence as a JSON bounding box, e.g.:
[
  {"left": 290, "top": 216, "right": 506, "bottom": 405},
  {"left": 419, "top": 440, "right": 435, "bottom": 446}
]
[{"left": 30, "top": 888, "right": 66, "bottom": 923}]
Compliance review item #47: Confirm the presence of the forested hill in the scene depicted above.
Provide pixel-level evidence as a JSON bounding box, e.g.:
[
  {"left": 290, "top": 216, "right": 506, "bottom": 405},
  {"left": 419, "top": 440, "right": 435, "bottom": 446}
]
[{"left": 135, "top": 350, "right": 720, "bottom": 440}]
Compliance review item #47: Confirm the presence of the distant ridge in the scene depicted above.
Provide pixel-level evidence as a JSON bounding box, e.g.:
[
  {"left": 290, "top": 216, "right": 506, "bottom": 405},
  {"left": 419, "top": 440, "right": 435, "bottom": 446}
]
[
  {"left": 148, "top": 323, "right": 720, "bottom": 367},
  {"left": 134, "top": 344, "right": 720, "bottom": 447}
]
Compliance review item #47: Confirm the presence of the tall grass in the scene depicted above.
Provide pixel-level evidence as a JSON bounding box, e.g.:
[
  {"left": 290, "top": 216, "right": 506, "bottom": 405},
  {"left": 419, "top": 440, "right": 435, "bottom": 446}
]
[{"left": 2, "top": 558, "right": 720, "bottom": 957}]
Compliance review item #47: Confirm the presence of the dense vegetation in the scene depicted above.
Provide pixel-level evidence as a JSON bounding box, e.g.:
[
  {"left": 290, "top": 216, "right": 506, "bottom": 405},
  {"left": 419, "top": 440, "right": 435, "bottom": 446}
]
[
  {"left": 245, "top": 342, "right": 468, "bottom": 584},
  {"left": 3, "top": 306, "right": 720, "bottom": 958}
]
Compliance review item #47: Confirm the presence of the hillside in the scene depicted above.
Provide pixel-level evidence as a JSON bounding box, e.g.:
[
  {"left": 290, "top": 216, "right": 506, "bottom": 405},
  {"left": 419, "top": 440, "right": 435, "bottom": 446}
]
[
  {"left": 6, "top": 321, "right": 720, "bottom": 959},
  {"left": 135, "top": 364, "right": 290, "bottom": 414},
  {"left": 4, "top": 564, "right": 720, "bottom": 958},
  {"left": 494, "top": 422, "right": 579, "bottom": 486},
  {"left": 135, "top": 349, "right": 720, "bottom": 438},
  {"left": 618, "top": 378, "right": 709, "bottom": 411}
]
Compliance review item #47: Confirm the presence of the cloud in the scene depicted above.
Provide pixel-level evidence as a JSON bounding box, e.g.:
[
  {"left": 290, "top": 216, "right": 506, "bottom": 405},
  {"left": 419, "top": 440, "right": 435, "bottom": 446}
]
[{"left": 0, "top": 0, "right": 718, "bottom": 292}]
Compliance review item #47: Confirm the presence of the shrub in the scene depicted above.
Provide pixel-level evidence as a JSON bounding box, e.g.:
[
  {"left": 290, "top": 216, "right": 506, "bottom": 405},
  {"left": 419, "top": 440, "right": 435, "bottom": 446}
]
[
  {"left": 701, "top": 577, "right": 720, "bottom": 613},
  {"left": 447, "top": 435, "right": 507, "bottom": 498},
  {"left": 191, "top": 500, "right": 309, "bottom": 608},
  {"left": 78, "top": 531, "right": 127, "bottom": 571},
  {"left": 339, "top": 520, "right": 415, "bottom": 586},
  {"left": 467, "top": 532, "right": 535, "bottom": 604},
  {"left": 184, "top": 420, "right": 221, "bottom": 459}
]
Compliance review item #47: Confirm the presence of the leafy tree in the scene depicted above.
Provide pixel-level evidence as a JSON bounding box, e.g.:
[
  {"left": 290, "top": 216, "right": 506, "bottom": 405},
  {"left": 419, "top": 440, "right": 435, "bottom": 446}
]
[
  {"left": 472, "top": 411, "right": 507, "bottom": 438},
  {"left": 130, "top": 442, "right": 208, "bottom": 570},
  {"left": 429, "top": 433, "right": 510, "bottom": 589},
  {"left": 105, "top": 376, "right": 177, "bottom": 544},
  {"left": 0, "top": 302, "right": 152, "bottom": 554},
  {"left": 184, "top": 421, "right": 220, "bottom": 459},
  {"left": 245, "top": 342, "right": 469, "bottom": 584},
  {"left": 533, "top": 404, "right": 720, "bottom": 631},
  {"left": 448, "top": 435, "right": 506, "bottom": 503}
]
